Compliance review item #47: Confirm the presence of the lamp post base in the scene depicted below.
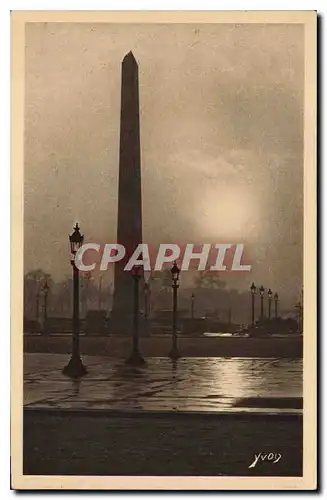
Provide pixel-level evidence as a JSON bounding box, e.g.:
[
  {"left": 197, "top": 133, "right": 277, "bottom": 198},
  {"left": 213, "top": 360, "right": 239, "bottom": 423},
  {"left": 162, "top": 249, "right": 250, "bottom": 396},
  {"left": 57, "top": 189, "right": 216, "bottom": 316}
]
[
  {"left": 126, "top": 350, "right": 146, "bottom": 366},
  {"left": 62, "top": 355, "right": 87, "bottom": 378},
  {"left": 169, "top": 346, "right": 181, "bottom": 360}
]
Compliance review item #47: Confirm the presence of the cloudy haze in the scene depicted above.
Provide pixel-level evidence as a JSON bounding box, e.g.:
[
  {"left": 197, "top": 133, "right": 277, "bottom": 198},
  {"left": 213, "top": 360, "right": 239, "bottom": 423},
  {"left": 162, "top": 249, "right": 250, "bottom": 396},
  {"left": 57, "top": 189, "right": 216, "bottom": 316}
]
[{"left": 24, "top": 22, "right": 304, "bottom": 306}]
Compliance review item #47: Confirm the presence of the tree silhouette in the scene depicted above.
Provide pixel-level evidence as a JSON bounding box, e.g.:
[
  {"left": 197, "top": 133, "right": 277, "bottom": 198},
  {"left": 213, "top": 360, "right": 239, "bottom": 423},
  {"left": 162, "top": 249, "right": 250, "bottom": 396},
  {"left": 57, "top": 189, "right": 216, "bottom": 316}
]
[
  {"left": 24, "top": 269, "right": 53, "bottom": 319},
  {"left": 194, "top": 271, "right": 226, "bottom": 289}
]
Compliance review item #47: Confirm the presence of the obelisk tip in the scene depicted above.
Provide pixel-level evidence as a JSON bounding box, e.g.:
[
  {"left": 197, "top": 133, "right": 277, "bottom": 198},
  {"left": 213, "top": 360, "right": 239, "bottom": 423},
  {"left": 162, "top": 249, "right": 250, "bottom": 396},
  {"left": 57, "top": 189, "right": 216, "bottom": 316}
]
[{"left": 123, "top": 51, "right": 138, "bottom": 65}]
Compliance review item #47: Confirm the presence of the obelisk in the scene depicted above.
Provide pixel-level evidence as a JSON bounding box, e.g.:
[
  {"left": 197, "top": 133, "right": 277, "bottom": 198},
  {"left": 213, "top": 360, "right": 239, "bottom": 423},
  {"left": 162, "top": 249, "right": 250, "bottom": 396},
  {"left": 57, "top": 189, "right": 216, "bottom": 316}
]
[{"left": 111, "top": 51, "right": 143, "bottom": 333}]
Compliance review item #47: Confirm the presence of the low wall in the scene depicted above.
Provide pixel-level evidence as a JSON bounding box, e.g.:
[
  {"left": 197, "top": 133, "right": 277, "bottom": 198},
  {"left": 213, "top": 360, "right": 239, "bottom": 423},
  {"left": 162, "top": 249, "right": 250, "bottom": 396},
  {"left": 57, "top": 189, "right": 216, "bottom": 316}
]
[{"left": 24, "top": 334, "right": 303, "bottom": 358}]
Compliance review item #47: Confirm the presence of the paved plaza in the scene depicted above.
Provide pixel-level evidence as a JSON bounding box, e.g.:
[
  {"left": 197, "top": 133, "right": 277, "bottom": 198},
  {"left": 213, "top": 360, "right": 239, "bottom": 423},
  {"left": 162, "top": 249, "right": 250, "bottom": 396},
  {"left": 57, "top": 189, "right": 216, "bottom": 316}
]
[{"left": 24, "top": 354, "right": 302, "bottom": 414}]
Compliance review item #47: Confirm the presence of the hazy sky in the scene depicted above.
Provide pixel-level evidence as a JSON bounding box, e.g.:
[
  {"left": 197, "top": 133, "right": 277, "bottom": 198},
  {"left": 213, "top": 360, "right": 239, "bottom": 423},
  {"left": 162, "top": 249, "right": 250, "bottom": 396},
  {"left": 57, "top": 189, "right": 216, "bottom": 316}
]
[{"left": 24, "top": 22, "right": 304, "bottom": 305}]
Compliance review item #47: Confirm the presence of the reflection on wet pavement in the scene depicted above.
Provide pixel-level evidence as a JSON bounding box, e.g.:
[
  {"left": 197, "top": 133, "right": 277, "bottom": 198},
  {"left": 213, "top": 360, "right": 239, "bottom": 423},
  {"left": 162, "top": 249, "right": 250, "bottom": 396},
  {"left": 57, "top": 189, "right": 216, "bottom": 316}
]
[{"left": 24, "top": 354, "right": 302, "bottom": 414}]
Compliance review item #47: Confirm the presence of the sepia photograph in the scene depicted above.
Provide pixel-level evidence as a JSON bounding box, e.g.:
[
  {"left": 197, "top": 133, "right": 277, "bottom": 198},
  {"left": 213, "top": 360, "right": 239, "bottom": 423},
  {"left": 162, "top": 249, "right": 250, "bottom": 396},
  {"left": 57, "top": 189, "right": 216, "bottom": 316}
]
[{"left": 11, "top": 10, "right": 316, "bottom": 490}]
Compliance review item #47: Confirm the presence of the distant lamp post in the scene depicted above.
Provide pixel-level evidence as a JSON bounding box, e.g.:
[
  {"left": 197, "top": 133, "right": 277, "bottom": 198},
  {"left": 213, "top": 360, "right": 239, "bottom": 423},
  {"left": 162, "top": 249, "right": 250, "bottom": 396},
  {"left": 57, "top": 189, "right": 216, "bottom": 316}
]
[
  {"left": 274, "top": 292, "right": 279, "bottom": 318},
  {"left": 35, "top": 290, "right": 40, "bottom": 323},
  {"left": 42, "top": 281, "right": 49, "bottom": 335},
  {"left": 295, "top": 298, "right": 303, "bottom": 333},
  {"left": 126, "top": 265, "right": 145, "bottom": 366},
  {"left": 259, "top": 285, "right": 265, "bottom": 319},
  {"left": 191, "top": 292, "right": 195, "bottom": 320},
  {"left": 267, "top": 288, "right": 273, "bottom": 320},
  {"left": 144, "top": 280, "right": 151, "bottom": 336},
  {"left": 98, "top": 275, "right": 103, "bottom": 310},
  {"left": 144, "top": 281, "right": 150, "bottom": 320},
  {"left": 84, "top": 272, "right": 91, "bottom": 317},
  {"left": 169, "top": 261, "right": 181, "bottom": 360},
  {"left": 250, "top": 282, "right": 256, "bottom": 326},
  {"left": 63, "top": 223, "right": 87, "bottom": 378}
]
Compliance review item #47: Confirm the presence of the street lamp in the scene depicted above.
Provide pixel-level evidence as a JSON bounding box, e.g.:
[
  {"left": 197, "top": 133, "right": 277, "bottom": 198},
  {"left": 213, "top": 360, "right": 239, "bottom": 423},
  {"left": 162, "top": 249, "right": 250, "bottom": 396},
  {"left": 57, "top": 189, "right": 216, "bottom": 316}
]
[
  {"left": 191, "top": 292, "right": 195, "bottom": 320},
  {"left": 295, "top": 299, "right": 303, "bottom": 333},
  {"left": 169, "top": 261, "right": 181, "bottom": 360},
  {"left": 259, "top": 285, "right": 265, "bottom": 319},
  {"left": 144, "top": 281, "right": 150, "bottom": 320},
  {"left": 98, "top": 275, "right": 103, "bottom": 310},
  {"left": 144, "top": 280, "right": 151, "bottom": 336},
  {"left": 274, "top": 292, "right": 279, "bottom": 318},
  {"left": 42, "top": 281, "right": 49, "bottom": 335},
  {"left": 63, "top": 223, "right": 87, "bottom": 378},
  {"left": 35, "top": 289, "right": 40, "bottom": 323},
  {"left": 267, "top": 288, "right": 273, "bottom": 320},
  {"left": 126, "top": 264, "right": 145, "bottom": 366},
  {"left": 83, "top": 271, "right": 91, "bottom": 317},
  {"left": 250, "top": 282, "right": 256, "bottom": 326}
]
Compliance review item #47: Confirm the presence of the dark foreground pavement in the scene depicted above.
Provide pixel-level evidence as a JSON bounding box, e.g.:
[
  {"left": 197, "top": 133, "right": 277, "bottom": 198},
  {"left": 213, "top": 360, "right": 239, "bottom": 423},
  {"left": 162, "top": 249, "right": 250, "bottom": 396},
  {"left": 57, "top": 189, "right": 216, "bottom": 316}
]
[{"left": 24, "top": 410, "right": 302, "bottom": 476}]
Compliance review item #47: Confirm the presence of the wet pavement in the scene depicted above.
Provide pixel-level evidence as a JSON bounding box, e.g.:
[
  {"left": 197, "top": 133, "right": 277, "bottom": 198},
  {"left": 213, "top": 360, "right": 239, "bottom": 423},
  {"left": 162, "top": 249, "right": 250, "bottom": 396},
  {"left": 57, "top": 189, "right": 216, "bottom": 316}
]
[{"left": 24, "top": 354, "right": 302, "bottom": 414}]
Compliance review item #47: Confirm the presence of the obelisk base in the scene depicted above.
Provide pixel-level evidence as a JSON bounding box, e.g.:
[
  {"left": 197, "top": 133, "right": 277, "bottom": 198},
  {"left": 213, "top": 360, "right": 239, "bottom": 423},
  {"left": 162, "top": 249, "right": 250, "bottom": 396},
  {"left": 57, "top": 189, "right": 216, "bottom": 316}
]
[{"left": 109, "top": 312, "right": 148, "bottom": 336}]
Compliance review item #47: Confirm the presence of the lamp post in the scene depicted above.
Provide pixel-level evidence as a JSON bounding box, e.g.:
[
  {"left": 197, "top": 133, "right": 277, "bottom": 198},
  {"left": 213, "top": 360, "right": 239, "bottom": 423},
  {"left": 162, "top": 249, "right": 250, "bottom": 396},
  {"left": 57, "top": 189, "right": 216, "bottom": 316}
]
[
  {"left": 295, "top": 302, "right": 302, "bottom": 333},
  {"left": 267, "top": 288, "right": 272, "bottom": 320},
  {"left": 259, "top": 285, "right": 265, "bottom": 319},
  {"left": 274, "top": 292, "right": 279, "bottom": 318},
  {"left": 63, "top": 223, "right": 87, "bottom": 378},
  {"left": 42, "top": 281, "right": 49, "bottom": 335},
  {"left": 35, "top": 290, "right": 40, "bottom": 323},
  {"left": 169, "top": 261, "right": 181, "bottom": 360},
  {"left": 250, "top": 282, "right": 256, "bottom": 326},
  {"left": 144, "top": 280, "right": 150, "bottom": 336},
  {"left": 126, "top": 265, "right": 145, "bottom": 366},
  {"left": 98, "top": 275, "right": 103, "bottom": 310},
  {"left": 84, "top": 271, "right": 91, "bottom": 317},
  {"left": 144, "top": 281, "right": 150, "bottom": 320},
  {"left": 191, "top": 292, "right": 195, "bottom": 320}
]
